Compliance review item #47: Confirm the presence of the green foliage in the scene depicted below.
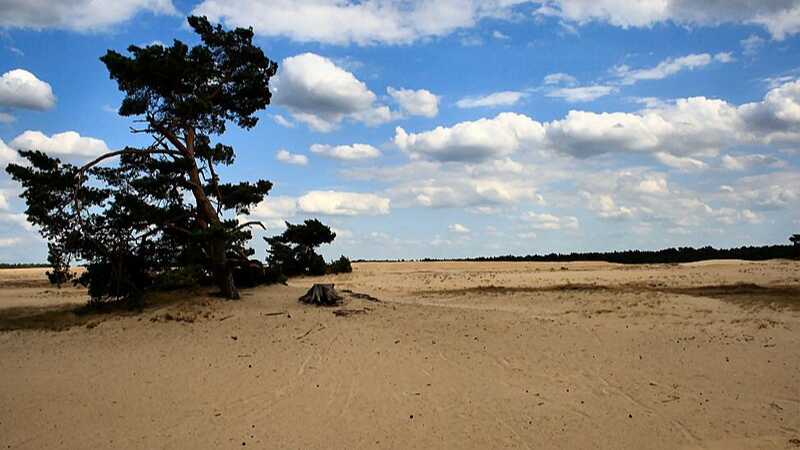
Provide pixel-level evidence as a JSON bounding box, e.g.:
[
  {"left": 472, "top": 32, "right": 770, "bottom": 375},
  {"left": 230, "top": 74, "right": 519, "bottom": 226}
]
[
  {"left": 327, "top": 255, "right": 353, "bottom": 274},
  {"left": 4, "top": 16, "right": 280, "bottom": 303},
  {"left": 265, "top": 220, "right": 337, "bottom": 277},
  {"left": 791, "top": 234, "right": 800, "bottom": 247}
]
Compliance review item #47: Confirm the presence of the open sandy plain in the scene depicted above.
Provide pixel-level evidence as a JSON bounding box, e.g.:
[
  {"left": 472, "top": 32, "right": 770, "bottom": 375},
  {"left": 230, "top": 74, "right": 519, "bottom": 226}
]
[{"left": 1, "top": 260, "right": 799, "bottom": 449}]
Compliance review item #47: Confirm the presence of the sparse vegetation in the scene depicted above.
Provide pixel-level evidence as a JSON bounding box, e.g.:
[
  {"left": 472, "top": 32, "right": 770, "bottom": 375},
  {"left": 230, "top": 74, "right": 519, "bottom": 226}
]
[
  {"left": 327, "top": 255, "right": 353, "bottom": 274},
  {"left": 265, "top": 219, "right": 336, "bottom": 278}
]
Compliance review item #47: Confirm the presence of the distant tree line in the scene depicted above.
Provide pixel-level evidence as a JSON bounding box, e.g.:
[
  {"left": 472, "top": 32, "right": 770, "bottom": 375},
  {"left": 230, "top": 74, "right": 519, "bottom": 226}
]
[
  {"left": 418, "top": 243, "right": 798, "bottom": 264},
  {"left": 0, "top": 263, "right": 51, "bottom": 269}
]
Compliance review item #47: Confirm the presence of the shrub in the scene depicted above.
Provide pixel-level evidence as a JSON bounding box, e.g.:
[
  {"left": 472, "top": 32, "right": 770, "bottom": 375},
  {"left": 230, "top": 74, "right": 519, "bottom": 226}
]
[{"left": 327, "top": 255, "right": 353, "bottom": 274}]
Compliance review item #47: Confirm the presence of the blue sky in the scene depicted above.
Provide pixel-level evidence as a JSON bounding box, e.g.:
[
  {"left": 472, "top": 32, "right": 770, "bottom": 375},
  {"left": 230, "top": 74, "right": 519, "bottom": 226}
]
[{"left": 1, "top": 0, "right": 799, "bottom": 262}]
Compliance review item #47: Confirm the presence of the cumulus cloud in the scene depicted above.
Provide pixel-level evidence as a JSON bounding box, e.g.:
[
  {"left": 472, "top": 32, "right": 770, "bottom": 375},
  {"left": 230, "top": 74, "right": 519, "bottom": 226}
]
[
  {"left": 10, "top": 130, "right": 110, "bottom": 157},
  {"left": 546, "top": 85, "right": 616, "bottom": 102},
  {"left": 193, "top": 1, "right": 800, "bottom": 44},
  {"left": 387, "top": 87, "right": 439, "bottom": 117},
  {"left": 720, "top": 172, "right": 800, "bottom": 210},
  {"left": 536, "top": 0, "right": 800, "bottom": 40},
  {"left": 524, "top": 212, "right": 579, "bottom": 230},
  {"left": 449, "top": 223, "right": 470, "bottom": 233},
  {"left": 582, "top": 192, "right": 635, "bottom": 220},
  {"left": 193, "top": 0, "right": 532, "bottom": 46},
  {"left": 407, "top": 178, "right": 542, "bottom": 208},
  {"left": 0, "top": 138, "right": 17, "bottom": 163},
  {"left": 272, "top": 53, "right": 397, "bottom": 132},
  {"left": 245, "top": 196, "right": 299, "bottom": 228},
  {"left": 393, "top": 79, "right": 800, "bottom": 162},
  {"left": 738, "top": 80, "right": 800, "bottom": 144},
  {"left": 0, "top": 0, "right": 176, "bottom": 31},
  {"left": 310, "top": 143, "right": 381, "bottom": 160},
  {"left": 276, "top": 149, "right": 309, "bottom": 166},
  {"left": 394, "top": 112, "right": 545, "bottom": 162},
  {"left": 0, "top": 69, "right": 56, "bottom": 111},
  {"left": 298, "top": 191, "right": 390, "bottom": 216},
  {"left": 456, "top": 91, "right": 527, "bottom": 108}
]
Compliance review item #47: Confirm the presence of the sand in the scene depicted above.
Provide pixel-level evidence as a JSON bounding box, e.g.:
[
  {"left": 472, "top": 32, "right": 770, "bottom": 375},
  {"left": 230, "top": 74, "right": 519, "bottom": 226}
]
[{"left": 1, "top": 260, "right": 799, "bottom": 449}]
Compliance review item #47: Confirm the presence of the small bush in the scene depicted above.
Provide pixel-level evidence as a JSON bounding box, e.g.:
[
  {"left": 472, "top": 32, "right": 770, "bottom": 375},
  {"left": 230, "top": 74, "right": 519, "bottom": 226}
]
[
  {"left": 327, "top": 255, "right": 353, "bottom": 274},
  {"left": 155, "top": 266, "right": 203, "bottom": 291},
  {"left": 232, "top": 260, "right": 266, "bottom": 288}
]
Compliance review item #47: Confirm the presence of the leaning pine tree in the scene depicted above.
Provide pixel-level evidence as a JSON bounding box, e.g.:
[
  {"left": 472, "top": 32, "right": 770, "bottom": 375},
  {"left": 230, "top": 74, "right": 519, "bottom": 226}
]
[{"left": 6, "top": 16, "right": 280, "bottom": 303}]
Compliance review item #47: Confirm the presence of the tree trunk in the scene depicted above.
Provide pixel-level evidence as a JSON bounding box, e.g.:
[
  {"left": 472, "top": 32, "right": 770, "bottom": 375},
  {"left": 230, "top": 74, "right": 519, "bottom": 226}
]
[
  {"left": 211, "top": 237, "right": 240, "bottom": 300},
  {"left": 183, "top": 129, "right": 240, "bottom": 300}
]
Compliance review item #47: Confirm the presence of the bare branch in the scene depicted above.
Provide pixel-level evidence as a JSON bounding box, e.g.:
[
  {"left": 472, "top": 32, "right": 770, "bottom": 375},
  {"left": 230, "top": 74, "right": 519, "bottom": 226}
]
[
  {"left": 235, "top": 221, "right": 266, "bottom": 231},
  {"left": 77, "top": 148, "right": 181, "bottom": 176}
]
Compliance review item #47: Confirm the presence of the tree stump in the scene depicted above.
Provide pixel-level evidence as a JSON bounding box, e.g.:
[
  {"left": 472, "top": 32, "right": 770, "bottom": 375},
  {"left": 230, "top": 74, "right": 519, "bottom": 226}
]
[{"left": 299, "top": 284, "right": 343, "bottom": 306}]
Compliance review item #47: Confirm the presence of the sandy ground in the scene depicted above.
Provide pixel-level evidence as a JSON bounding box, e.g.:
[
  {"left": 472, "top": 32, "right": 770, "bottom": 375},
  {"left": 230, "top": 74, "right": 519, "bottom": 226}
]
[{"left": 1, "top": 260, "right": 799, "bottom": 449}]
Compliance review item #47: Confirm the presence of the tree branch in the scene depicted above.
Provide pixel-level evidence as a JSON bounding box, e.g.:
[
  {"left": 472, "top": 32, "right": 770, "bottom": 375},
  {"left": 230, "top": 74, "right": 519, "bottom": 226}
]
[
  {"left": 77, "top": 148, "right": 181, "bottom": 175},
  {"left": 235, "top": 221, "right": 266, "bottom": 231}
]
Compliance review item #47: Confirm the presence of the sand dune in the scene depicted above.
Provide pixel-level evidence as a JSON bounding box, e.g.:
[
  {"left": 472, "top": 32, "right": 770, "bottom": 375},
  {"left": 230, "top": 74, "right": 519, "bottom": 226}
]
[{"left": 1, "top": 261, "right": 799, "bottom": 449}]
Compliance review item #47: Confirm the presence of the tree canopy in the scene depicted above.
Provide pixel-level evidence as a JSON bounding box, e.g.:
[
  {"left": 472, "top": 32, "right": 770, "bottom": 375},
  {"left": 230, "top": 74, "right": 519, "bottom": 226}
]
[{"left": 6, "top": 16, "right": 287, "bottom": 304}]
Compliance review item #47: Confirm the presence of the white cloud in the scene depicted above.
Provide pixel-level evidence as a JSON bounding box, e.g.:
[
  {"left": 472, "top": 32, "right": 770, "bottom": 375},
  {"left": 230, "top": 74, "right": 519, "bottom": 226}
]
[
  {"left": 0, "top": 112, "right": 15, "bottom": 124},
  {"left": 0, "top": 192, "right": 8, "bottom": 210},
  {"left": 739, "top": 80, "right": 800, "bottom": 144},
  {"left": 524, "top": 212, "right": 579, "bottom": 230},
  {"left": 272, "top": 114, "right": 295, "bottom": 128},
  {"left": 298, "top": 191, "right": 390, "bottom": 216},
  {"left": 741, "top": 34, "right": 767, "bottom": 56},
  {"left": 0, "top": 69, "right": 56, "bottom": 111},
  {"left": 272, "top": 53, "right": 396, "bottom": 132},
  {"left": 245, "top": 196, "right": 298, "bottom": 228},
  {"left": 492, "top": 30, "right": 510, "bottom": 40},
  {"left": 654, "top": 152, "right": 708, "bottom": 172},
  {"left": 0, "top": 138, "right": 17, "bottom": 163},
  {"left": 10, "top": 130, "right": 110, "bottom": 157},
  {"left": 613, "top": 53, "right": 725, "bottom": 85},
  {"left": 449, "top": 223, "right": 470, "bottom": 233},
  {"left": 543, "top": 72, "right": 578, "bottom": 86},
  {"left": 310, "top": 143, "right": 381, "bottom": 160},
  {"left": 456, "top": 91, "right": 526, "bottom": 108},
  {"left": 546, "top": 85, "right": 616, "bottom": 102},
  {"left": 393, "top": 79, "right": 800, "bottom": 162},
  {"left": 276, "top": 149, "right": 309, "bottom": 166},
  {"left": 194, "top": 0, "right": 533, "bottom": 45},
  {"left": 721, "top": 172, "right": 800, "bottom": 210},
  {"left": 190, "top": 1, "right": 800, "bottom": 46},
  {"left": 741, "top": 209, "right": 765, "bottom": 224},
  {"left": 387, "top": 87, "right": 439, "bottom": 117},
  {"left": 399, "top": 178, "right": 542, "bottom": 209},
  {"left": 634, "top": 175, "right": 669, "bottom": 195},
  {"left": 582, "top": 192, "right": 635, "bottom": 220},
  {"left": 720, "top": 153, "right": 785, "bottom": 171},
  {"left": 0, "top": 0, "right": 176, "bottom": 31},
  {"left": 714, "top": 52, "right": 736, "bottom": 63},
  {"left": 395, "top": 112, "right": 545, "bottom": 162},
  {"left": 535, "top": 1, "right": 800, "bottom": 40}
]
